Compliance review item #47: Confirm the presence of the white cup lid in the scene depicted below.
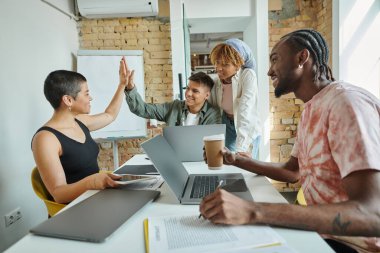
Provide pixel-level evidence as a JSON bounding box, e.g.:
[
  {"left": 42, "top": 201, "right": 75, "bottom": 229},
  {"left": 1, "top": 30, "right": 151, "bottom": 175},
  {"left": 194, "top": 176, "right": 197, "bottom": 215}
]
[{"left": 203, "top": 134, "right": 225, "bottom": 141}]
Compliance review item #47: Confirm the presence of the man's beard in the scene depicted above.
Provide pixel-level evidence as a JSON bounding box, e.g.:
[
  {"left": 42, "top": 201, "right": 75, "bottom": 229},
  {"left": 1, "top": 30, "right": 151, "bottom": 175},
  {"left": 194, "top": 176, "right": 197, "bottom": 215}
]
[
  {"left": 274, "top": 84, "right": 289, "bottom": 98},
  {"left": 274, "top": 76, "right": 295, "bottom": 98}
]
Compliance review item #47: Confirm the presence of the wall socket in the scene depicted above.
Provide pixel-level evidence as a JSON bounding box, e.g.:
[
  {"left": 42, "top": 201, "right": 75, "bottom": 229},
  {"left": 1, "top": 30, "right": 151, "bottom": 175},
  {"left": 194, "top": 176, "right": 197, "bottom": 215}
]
[{"left": 4, "top": 207, "right": 22, "bottom": 227}]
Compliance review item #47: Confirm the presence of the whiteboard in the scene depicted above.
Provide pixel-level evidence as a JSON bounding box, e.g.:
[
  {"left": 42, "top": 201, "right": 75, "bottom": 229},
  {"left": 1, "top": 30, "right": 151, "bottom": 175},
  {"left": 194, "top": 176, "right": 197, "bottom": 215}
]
[{"left": 77, "top": 50, "right": 147, "bottom": 139}]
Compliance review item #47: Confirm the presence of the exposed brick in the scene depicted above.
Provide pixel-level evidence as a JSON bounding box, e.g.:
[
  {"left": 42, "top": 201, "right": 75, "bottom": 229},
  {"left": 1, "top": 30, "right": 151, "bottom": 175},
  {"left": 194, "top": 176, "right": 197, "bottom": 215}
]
[
  {"left": 81, "top": 40, "right": 92, "bottom": 47},
  {"left": 145, "top": 70, "right": 164, "bottom": 78},
  {"left": 159, "top": 24, "right": 171, "bottom": 32},
  {"left": 272, "top": 124, "right": 287, "bottom": 131},
  {"left": 80, "top": 19, "right": 98, "bottom": 27},
  {"left": 81, "top": 33, "right": 98, "bottom": 40},
  {"left": 151, "top": 65, "right": 163, "bottom": 70},
  {"left": 114, "top": 26, "right": 125, "bottom": 33},
  {"left": 280, "top": 144, "right": 293, "bottom": 158},
  {"left": 271, "top": 104, "right": 299, "bottom": 112},
  {"left": 81, "top": 26, "right": 92, "bottom": 34},
  {"left": 271, "top": 139, "right": 288, "bottom": 145},
  {"left": 104, "top": 26, "right": 114, "bottom": 33},
  {"left": 92, "top": 40, "right": 104, "bottom": 47},
  {"left": 98, "top": 19, "right": 120, "bottom": 27},
  {"left": 98, "top": 33, "right": 121, "bottom": 40},
  {"left": 151, "top": 51, "right": 171, "bottom": 59},
  {"left": 281, "top": 118, "right": 294, "bottom": 125},
  {"left": 92, "top": 26, "right": 104, "bottom": 33},
  {"left": 104, "top": 40, "right": 114, "bottom": 47},
  {"left": 145, "top": 58, "right": 171, "bottom": 65},
  {"left": 126, "top": 39, "right": 138, "bottom": 46},
  {"left": 144, "top": 45, "right": 167, "bottom": 52},
  {"left": 138, "top": 38, "right": 149, "bottom": 45},
  {"left": 148, "top": 25, "right": 160, "bottom": 32},
  {"left": 149, "top": 38, "right": 160, "bottom": 45},
  {"left": 271, "top": 131, "right": 292, "bottom": 139},
  {"left": 137, "top": 25, "right": 149, "bottom": 32}
]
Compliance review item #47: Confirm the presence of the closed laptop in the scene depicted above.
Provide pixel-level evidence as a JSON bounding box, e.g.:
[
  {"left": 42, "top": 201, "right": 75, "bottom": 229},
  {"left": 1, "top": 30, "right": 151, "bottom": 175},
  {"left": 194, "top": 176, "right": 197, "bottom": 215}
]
[{"left": 30, "top": 188, "right": 160, "bottom": 242}]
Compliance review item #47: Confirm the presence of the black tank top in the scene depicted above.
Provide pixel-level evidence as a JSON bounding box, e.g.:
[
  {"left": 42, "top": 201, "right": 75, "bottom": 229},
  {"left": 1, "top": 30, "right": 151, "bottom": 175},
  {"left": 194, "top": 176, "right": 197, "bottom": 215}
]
[{"left": 34, "top": 119, "right": 99, "bottom": 184}]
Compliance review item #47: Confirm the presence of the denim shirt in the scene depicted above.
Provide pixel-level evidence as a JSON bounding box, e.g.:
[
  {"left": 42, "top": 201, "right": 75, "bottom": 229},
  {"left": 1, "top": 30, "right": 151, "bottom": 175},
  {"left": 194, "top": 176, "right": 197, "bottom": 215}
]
[{"left": 125, "top": 87, "right": 221, "bottom": 126}]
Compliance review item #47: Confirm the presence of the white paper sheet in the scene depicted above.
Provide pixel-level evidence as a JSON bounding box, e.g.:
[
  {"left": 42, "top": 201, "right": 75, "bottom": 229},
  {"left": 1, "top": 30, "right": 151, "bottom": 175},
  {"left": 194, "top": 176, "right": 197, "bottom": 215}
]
[
  {"left": 115, "top": 174, "right": 155, "bottom": 185},
  {"left": 218, "top": 244, "right": 298, "bottom": 253},
  {"left": 122, "top": 176, "right": 164, "bottom": 190},
  {"left": 148, "top": 214, "right": 286, "bottom": 253}
]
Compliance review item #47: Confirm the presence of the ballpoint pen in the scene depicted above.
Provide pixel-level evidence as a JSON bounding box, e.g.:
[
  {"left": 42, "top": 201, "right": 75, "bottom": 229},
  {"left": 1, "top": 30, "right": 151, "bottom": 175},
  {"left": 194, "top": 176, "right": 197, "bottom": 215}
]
[{"left": 198, "top": 179, "right": 224, "bottom": 219}]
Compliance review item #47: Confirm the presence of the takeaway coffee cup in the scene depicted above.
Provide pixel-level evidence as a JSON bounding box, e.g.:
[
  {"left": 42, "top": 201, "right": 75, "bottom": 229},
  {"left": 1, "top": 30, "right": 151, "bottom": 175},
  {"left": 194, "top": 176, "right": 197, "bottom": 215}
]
[{"left": 203, "top": 134, "right": 225, "bottom": 170}]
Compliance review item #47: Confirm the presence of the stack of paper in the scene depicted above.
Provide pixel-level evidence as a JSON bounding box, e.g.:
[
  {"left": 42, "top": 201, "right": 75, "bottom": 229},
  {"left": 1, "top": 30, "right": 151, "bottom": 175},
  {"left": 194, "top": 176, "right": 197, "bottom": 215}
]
[
  {"left": 120, "top": 175, "right": 164, "bottom": 190},
  {"left": 144, "top": 215, "right": 297, "bottom": 253}
]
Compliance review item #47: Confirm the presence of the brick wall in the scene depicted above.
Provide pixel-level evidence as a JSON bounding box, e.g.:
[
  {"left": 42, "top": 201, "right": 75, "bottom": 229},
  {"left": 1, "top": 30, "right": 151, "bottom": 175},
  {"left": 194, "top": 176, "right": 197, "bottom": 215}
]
[
  {"left": 316, "top": 0, "right": 333, "bottom": 67},
  {"left": 269, "top": 0, "right": 332, "bottom": 191},
  {"left": 78, "top": 17, "right": 172, "bottom": 169},
  {"left": 78, "top": 0, "right": 333, "bottom": 182}
]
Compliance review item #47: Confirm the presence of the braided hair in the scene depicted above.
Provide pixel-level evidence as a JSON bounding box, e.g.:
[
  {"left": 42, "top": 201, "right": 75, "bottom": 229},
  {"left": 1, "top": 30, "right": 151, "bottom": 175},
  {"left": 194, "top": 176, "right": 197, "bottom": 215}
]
[{"left": 281, "top": 29, "right": 335, "bottom": 82}]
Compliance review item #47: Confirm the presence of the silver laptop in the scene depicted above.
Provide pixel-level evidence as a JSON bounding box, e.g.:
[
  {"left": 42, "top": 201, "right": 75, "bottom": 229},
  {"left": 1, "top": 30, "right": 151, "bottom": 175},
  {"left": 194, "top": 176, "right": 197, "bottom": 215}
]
[
  {"left": 30, "top": 189, "right": 160, "bottom": 242},
  {"left": 141, "top": 135, "right": 253, "bottom": 205},
  {"left": 163, "top": 124, "right": 226, "bottom": 162}
]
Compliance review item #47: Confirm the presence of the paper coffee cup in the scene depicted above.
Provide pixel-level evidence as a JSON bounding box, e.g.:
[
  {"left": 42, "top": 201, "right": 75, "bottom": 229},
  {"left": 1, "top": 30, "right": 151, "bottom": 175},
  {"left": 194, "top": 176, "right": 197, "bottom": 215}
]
[{"left": 203, "top": 134, "right": 225, "bottom": 170}]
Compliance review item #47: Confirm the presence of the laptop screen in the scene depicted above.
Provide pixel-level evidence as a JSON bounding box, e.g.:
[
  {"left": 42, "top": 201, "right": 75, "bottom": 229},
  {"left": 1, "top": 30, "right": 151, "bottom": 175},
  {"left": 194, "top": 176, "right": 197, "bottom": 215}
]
[
  {"left": 141, "top": 135, "right": 189, "bottom": 201},
  {"left": 163, "top": 124, "right": 226, "bottom": 162}
]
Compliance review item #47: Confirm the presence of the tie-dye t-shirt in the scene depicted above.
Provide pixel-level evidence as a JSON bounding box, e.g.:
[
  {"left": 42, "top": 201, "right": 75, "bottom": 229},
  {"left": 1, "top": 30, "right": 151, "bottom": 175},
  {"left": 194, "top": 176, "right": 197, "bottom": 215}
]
[{"left": 291, "top": 82, "right": 380, "bottom": 253}]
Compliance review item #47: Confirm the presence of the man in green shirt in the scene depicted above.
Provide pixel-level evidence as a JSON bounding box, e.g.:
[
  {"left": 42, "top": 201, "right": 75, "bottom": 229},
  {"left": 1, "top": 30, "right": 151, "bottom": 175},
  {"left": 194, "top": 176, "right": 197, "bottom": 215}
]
[{"left": 124, "top": 68, "right": 221, "bottom": 126}]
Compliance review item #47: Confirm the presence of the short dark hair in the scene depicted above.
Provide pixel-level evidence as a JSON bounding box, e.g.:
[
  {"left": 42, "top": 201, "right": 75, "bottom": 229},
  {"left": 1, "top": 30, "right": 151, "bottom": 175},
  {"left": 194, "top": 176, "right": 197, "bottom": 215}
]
[
  {"left": 188, "top": 72, "right": 214, "bottom": 90},
  {"left": 281, "top": 29, "right": 335, "bottom": 82},
  {"left": 44, "top": 70, "right": 86, "bottom": 109}
]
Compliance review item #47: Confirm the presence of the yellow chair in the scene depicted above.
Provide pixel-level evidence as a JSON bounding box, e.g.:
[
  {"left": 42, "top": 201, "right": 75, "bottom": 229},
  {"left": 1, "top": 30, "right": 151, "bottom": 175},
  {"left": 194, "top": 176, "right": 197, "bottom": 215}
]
[
  {"left": 31, "top": 167, "right": 66, "bottom": 217},
  {"left": 295, "top": 188, "right": 307, "bottom": 206}
]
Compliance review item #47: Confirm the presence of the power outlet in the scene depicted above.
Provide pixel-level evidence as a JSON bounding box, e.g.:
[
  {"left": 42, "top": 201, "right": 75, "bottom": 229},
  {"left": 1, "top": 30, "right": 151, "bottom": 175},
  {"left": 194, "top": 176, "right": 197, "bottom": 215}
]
[{"left": 4, "top": 207, "right": 22, "bottom": 227}]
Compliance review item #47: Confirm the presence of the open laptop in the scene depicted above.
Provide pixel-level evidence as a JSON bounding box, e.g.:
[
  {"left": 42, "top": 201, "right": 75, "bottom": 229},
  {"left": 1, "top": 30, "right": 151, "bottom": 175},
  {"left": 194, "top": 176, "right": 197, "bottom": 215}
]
[
  {"left": 30, "top": 189, "right": 160, "bottom": 242},
  {"left": 114, "top": 164, "right": 158, "bottom": 175},
  {"left": 141, "top": 135, "right": 253, "bottom": 205},
  {"left": 163, "top": 124, "right": 226, "bottom": 162}
]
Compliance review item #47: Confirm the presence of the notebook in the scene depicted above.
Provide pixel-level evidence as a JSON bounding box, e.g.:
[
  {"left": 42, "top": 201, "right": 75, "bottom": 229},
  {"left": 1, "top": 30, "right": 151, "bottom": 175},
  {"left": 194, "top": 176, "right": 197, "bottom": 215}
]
[
  {"left": 141, "top": 135, "right": 253, "bottom": 205},
  {"left": 163, "top": 124, "right": 226, "bottom": 162},
  {"left": 30, "top": 188, "right": 160, "bottom": 242}
]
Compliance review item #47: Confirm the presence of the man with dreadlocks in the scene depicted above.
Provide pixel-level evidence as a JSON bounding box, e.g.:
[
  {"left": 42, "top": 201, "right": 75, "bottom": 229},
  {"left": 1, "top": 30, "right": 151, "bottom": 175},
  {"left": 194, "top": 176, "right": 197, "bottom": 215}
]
[{"left": 200, "top": 29, "right": 380, "bottom": 253}]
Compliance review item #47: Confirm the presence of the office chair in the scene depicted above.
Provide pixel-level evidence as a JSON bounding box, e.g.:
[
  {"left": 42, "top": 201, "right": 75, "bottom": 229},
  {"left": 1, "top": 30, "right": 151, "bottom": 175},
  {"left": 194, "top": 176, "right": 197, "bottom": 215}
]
[
  {"left": 295, "top": 188, "right": 307, "bottom": 206},
  {"left": 31, "top": 167, "right": 66, "bottom": 217}
]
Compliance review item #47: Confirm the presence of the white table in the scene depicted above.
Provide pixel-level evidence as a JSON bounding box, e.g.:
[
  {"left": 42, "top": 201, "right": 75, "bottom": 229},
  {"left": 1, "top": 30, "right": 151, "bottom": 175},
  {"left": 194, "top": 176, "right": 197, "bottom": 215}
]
[{"left": 6, "top": 154, "right": 333, "bottom": 253}]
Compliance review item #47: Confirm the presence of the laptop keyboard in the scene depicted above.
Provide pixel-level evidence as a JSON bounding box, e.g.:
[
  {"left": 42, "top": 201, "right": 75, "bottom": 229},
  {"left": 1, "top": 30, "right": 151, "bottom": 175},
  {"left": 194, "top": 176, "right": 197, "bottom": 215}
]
[{"left": 190, "top": 176, "right": 219, "bottom": 199}]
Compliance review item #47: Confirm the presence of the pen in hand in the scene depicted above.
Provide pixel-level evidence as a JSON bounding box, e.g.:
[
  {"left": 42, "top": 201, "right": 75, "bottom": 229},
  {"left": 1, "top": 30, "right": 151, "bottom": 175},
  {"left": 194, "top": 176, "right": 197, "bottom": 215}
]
[{"left": 198, "top": 179, "right": 224, "bottom": 219}]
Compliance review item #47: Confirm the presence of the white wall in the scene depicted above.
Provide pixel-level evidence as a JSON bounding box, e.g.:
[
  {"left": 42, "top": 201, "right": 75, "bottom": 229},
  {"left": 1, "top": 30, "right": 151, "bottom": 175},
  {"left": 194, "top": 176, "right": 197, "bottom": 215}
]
[
  {"left": 0, "top": 0, "right": 78, "bottom": 251},
  {"left": 183, "top": 0, "right": 251, "bottom": 33},
  {"left": 169, "top": 0, "right": 186, "bottom": 97},
  {"left": 243, "top": 1, "right": 270, "bottom": 162},
  {"left": 333, "top": 0, "right": 380, "bottom": 98},
  {"left": 183, "top": 0, "right": 251, "bottom": 18}
]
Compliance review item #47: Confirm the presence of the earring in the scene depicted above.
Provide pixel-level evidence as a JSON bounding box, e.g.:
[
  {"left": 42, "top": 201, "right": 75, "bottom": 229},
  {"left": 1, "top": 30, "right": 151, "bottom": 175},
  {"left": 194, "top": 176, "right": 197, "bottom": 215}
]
[
  {"left": 298, "top": 64, "right": 303, "bottom": 69},
  {"left": 68, "top": 106, "right": 72, "bottom": 112}
]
